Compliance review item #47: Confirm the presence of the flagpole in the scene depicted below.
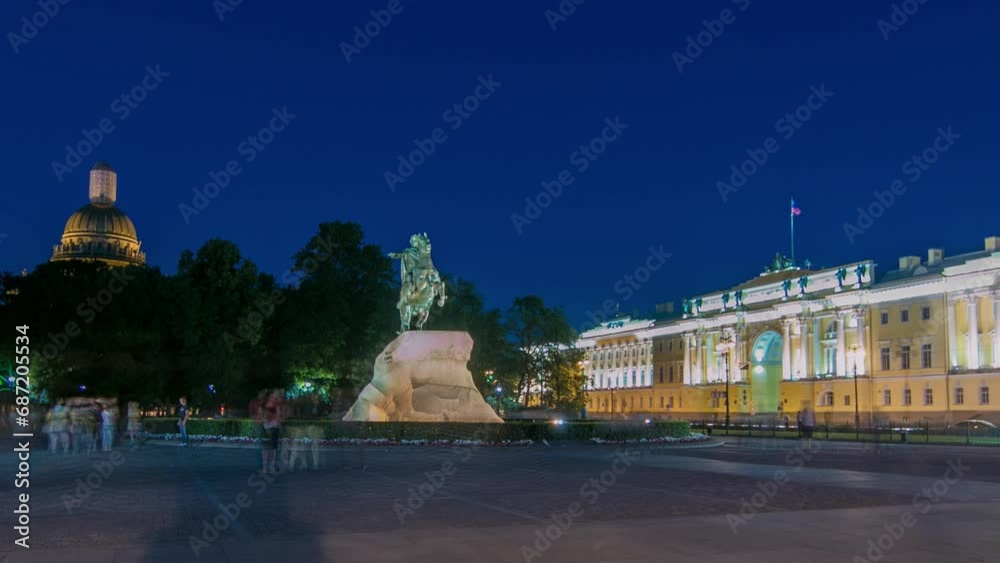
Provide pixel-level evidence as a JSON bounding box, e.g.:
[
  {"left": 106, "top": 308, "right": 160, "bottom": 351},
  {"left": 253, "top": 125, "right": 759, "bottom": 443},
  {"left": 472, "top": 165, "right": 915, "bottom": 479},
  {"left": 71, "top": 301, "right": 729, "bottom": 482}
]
[{"left": 790, "top": 198, "right": 795, "bottom": 266}]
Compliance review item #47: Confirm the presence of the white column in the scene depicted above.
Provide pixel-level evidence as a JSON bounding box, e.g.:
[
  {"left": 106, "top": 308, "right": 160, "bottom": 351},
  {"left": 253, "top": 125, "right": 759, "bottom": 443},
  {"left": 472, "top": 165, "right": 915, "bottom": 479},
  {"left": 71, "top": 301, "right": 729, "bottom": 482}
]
[
  {"left": 645, "top": 341, "right": 652, "bottom": 386},
  {"left": 947, "top": 299, "right": 958, "bottom": 369},
  {"left": 967, "top": 297, "right": 981, "bottom": 370},
  {"left": 683, "top": 334, "right": 692, "bottom": 384},
  {"left": 993, "top": 296, "right": 1000, "bottom": 368},
  {"left": 813, "top": 317, "right": 822, "bottom": 375},
  {"left": 855, "top": 308, "right": 866, "bottom": 375},
  {"left": 732, "top": 329, "right": 741, "bottom": 383},
  {"left": 836, "top": 311, "right": 847, "bottom": 376},
  {"left": 706, "top": 332, "right": 716, "bottom": 382},
  {"left": 799, "top": 318, "right": 809, "bottom": 379},
  {"left": 693, "top": 335, "right": 702, "bottom": 384},
  {"left": 782, "top": 319, "right": 792, "bottom": 380}
]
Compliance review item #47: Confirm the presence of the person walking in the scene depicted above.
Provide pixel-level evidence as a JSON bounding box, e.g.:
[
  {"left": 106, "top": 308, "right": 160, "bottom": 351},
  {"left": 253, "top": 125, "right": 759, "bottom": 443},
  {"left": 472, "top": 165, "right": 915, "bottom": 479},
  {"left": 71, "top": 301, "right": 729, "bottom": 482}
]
[
  {"left": 261, "top": 391, "right": 281, "bottom": 473},
  {"left": 100, "top": 401, "right": 116, "bottom": 452},
  {"left": 127, "top": 401, "right": 141, "bottom": 444},
  {"left": 800, "top": 404, "right": 816, "bottom": 448},
  {"left": 51, "top": 400, "right": 70, "bottom": 454},
  {"left": 177, "top": 396, "right": 191, "bottom": 446},
  {"left": 44, "top": 404, "right": 56, "bottom": 454}
]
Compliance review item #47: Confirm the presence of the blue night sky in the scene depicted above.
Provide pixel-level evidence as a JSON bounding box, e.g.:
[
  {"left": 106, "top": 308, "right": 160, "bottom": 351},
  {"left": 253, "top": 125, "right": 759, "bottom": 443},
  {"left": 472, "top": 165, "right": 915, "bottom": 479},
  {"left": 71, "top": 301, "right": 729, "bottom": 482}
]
[{"left": 2, "top": 0, "right": 997, "bottom": 327}]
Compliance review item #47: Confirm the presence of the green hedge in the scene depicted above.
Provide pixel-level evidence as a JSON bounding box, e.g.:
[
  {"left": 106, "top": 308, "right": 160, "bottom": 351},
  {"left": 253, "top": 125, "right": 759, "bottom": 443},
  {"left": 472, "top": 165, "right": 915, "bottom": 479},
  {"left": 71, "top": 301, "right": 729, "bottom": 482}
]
[{"left": 144, "top": 418, "right": 693, "bottom": 442}]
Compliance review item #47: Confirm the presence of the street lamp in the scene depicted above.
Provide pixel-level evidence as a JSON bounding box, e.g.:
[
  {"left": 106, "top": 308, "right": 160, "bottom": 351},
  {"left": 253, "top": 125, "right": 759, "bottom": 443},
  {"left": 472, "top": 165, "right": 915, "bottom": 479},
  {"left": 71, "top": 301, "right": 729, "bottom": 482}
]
[
  {"left": 493, "top": 385, "right": 503, "bottom": 415},
  {"left": 848, "top": 344, "right": 862, "bottom": 440},
  {"left": 716, "top": 335, "right": 736, "bottom": 434}
]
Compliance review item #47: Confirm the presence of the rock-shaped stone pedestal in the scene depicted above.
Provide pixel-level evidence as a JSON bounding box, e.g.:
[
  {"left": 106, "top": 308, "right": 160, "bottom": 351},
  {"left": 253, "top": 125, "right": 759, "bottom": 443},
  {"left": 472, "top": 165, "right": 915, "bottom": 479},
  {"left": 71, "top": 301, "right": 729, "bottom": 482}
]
[{"left": 343, "top": 331, "right": 502, "bottom": 423}]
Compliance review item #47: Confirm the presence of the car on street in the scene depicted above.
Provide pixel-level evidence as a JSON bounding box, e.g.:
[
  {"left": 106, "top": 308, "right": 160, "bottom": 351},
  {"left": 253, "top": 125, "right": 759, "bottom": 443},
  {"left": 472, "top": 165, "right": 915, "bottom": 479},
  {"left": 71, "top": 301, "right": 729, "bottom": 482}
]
[{"left": 952, "top": 419, "right": 997, "bottom": 430}]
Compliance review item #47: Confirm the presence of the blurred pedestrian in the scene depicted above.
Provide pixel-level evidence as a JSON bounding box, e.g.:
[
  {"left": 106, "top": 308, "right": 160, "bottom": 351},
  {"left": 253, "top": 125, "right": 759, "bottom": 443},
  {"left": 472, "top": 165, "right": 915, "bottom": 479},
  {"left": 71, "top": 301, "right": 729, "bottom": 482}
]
[
  {"left": 127, "top": 401, "right": 141, "bottom": 444},
  {"left": 101, "top": 401, "right": 117, "bottom": 452},
  {"left": 51, "top": 400, "right": 70, "bottom": 454},
  {"left": 261, "top": 390, "right": 281, "bottom": 473},
  {"left": 800, "top": 404, "right": 816, "bottom": 448},
  {"left": 177, "top": 396, "right": 190, "bottom": 446},
  {"left": 44, "top": 404, "right": 56, "bottom": 453}
]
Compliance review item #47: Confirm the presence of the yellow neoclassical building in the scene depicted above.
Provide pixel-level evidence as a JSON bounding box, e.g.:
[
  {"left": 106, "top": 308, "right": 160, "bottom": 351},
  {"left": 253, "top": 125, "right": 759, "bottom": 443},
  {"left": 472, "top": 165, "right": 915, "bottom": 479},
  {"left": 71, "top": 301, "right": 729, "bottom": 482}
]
[{"left": 579, "top": 237, "right": 1000, "bottom": 426}]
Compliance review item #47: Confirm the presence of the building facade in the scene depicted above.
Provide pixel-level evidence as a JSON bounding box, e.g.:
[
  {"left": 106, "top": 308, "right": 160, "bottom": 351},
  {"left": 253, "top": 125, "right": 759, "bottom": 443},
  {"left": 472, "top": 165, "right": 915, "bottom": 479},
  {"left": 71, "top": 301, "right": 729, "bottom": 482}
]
[
  {"left": 51, "top": 161, "right": 146, "bottom": 267},
  {"left": 580, "top": 238, "right": 1000, "bottom": 425}
]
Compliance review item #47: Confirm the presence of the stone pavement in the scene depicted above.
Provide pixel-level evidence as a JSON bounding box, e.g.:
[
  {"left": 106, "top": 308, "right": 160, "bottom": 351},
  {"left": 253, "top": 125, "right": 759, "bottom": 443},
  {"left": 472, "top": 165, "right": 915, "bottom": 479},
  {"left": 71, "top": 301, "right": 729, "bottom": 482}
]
[{"left": 1, "top": 438, "right": 997, "bottom": 562}]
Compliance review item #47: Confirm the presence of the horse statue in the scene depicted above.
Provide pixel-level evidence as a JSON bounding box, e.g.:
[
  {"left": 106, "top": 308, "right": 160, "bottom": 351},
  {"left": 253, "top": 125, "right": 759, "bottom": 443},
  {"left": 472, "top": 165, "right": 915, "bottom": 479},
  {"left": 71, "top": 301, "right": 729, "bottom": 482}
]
[{"left": 389, "top": 233, "right": 447, "bottom": 333}]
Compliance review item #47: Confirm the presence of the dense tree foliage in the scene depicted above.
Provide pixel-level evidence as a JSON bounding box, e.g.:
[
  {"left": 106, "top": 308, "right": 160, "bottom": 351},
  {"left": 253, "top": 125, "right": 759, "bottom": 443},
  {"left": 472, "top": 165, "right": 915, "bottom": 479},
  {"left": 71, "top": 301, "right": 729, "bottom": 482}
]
[{"left": 0, "top": 222, "right": 583, "bottom": 413}]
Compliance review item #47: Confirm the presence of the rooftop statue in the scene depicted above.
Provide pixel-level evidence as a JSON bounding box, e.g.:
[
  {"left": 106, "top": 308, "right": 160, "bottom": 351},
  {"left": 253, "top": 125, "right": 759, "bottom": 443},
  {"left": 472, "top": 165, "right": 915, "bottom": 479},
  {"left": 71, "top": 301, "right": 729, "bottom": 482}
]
[{"left": 389, "top": 233, "right": 447, "bottom": 333}]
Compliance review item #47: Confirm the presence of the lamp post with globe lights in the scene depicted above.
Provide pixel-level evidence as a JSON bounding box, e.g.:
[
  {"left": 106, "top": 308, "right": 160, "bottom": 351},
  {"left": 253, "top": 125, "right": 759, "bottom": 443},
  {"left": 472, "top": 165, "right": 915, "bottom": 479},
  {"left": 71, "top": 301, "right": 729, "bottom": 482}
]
[
  {"left": 847, "top": 344, "right": 864, "bottom": 440},
  {"left": 716, "top": 335, "right": 736, "bottom": 434}
]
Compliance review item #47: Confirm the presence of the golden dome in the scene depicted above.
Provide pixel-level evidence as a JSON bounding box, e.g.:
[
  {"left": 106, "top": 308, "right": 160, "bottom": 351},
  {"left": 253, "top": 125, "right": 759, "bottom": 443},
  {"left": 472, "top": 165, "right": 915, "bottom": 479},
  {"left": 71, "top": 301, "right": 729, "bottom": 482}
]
[
  {"left": 51, "top": 162, "right": 146, "bottom": 267},
  {"left": 62, "top": 204, "right": 140, "bottom": 241}
]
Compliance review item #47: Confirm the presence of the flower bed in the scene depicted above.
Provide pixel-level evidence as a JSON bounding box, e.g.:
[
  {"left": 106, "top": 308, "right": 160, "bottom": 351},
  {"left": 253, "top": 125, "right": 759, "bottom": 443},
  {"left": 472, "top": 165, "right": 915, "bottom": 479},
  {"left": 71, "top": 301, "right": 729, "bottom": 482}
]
[
  {"left": 141, "top": 432, "right": 534, "bottom": 447},
  {"left": 589, "top": 432, "right": 710, "bottom": 445},
  {"left": 139, "top": 419, "right": 693, "bottom": 444}
]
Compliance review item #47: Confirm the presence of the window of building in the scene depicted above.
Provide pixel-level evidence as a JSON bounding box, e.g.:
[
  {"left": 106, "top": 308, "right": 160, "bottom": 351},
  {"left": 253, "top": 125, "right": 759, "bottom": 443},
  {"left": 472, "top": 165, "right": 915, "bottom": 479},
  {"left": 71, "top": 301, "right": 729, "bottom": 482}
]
[
  {"left": 844, "top": 394, "right": 851, "bottom": 406},
  {"left": 668, "top": 365, "right": 674, "bottom": 382},
  {"left": 900, "top": 346, "right": 911, "bottom": 370},
  {"left": 921, "top": 344, "right": 932, "bottom": 369},
  {"left": 921, "top": 306, "right": 931, "bottom": 321},
  {"left": 659, "top": 396, "right": 664, "bottom": 408},
  {"left": 668, "top": 340, "right": 674, "bottom": 352},
  {"left": 903, "top": 388, "right": 912, "bottom": 406},
  {"left": 668, "top": 395, "right": 674, "bottom": 408},
  {"left": 826, "top": 320, "right": 838, "bottom": 339},
  {"left": 881, "top": 347, "right": 891, "bottom": 371},
  {"left": 981, "top": 386, "right": 990, "bottom": 405},
  {"left": 924, "top": 388, "right": 933, "bottom": 406},
  {"left": 900, "top": 309, "right": 909, "bottom": 323},
  {"left": 658, "top": 341, "right": 662, "bottom": 352},
  {"left": 820, "top": 391, "right": 834, "bottom": 406},
  {"left": 825, "top": 347, "right": 836, "bottom": 374},
  {"left": 954, "top": 387, "right": 964, "bottom": 405},
  {"left": 658, "top": 367, "right": 663, "bottom": 384},
  {"left": 632, "top": 371, "right": 637, "bottom": 386},
  {"left": 711, "top": 391, "right": 723, "bottom": 408},
  {"left": 880, "top": 311, "right": 889, "bottom": 325},
  {"left": 883, "top": 389, "right": 891, "bottom": 406}
]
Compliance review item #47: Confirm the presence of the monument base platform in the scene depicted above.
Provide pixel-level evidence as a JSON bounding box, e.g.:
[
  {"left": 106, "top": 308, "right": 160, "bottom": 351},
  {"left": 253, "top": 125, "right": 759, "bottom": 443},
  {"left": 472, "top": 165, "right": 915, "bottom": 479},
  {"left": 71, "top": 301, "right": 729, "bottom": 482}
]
[{"left": 343, "top": 331, "right": 503, "bottom": 423}]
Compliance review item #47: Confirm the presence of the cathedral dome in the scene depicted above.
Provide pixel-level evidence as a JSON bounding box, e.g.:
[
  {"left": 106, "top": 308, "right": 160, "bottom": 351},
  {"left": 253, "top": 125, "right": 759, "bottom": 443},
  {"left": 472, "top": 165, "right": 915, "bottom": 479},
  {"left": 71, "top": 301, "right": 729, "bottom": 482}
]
[
  {"left": 51, "top": 162, "right": 146, "bottom": 267},
  {"left": 62, "top": 204, "right": 140, "bottom": 241}
]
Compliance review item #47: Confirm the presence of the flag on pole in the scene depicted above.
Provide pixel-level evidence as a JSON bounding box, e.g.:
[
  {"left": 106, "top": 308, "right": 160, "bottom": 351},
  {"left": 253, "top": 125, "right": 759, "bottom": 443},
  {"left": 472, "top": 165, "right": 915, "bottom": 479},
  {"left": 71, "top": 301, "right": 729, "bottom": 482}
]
[{"left": 791, "top": 198, "right": 802, "bottom": 216}]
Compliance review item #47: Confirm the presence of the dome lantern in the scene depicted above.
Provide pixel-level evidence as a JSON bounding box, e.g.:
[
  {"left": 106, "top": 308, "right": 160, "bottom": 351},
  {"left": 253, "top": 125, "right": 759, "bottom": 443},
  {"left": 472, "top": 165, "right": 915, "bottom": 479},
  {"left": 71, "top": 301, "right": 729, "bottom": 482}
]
[{"left": 89, "top": 161, "right": 117, "bottom": 205}]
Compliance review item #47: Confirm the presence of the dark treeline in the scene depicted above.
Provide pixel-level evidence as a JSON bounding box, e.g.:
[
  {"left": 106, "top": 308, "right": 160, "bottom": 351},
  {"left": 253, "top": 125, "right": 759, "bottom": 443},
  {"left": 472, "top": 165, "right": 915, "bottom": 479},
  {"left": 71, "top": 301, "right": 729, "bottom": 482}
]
[{"left": 0, "top": 222, "right": 584, "bottom": 413}]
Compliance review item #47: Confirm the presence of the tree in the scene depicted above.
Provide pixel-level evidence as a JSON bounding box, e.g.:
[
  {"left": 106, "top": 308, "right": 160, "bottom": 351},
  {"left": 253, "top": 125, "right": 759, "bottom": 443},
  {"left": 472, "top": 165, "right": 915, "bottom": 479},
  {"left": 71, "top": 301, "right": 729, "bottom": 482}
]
[
  {"left": 276, "top": 222, "right": 396, "bottom": 390},
  {"left": 2, "top": 261, "right": 176, "bottom": 404},
  {"left": 504, "top": 296, "right": 577, "bottom": 407},
  {"left": 174, "top": 239, "right": 274, "bottom": 407},
  {"left": 539, "top": 347, "right": 587, "bottom": 412}
]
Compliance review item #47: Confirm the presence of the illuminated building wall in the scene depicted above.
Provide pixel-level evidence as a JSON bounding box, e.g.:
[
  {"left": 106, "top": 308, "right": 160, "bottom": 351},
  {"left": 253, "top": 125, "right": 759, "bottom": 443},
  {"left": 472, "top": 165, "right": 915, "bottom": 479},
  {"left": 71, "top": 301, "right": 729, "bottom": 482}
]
[{"left": 579, "top": 237, "right": 1000, "bottom": 425}]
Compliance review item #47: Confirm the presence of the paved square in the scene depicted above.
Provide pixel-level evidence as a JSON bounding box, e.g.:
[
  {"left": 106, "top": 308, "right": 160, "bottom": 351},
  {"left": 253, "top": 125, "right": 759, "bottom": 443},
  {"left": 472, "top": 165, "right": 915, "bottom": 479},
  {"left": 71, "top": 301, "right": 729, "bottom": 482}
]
[{"left": 1, "top": 438, "right": 998, "bottom": 562}]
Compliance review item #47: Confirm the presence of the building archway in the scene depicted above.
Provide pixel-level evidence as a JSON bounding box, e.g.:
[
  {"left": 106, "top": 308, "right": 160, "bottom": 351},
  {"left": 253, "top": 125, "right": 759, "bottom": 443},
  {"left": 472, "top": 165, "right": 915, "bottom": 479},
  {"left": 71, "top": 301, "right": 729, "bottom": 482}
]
[{"left": 750, "top": 330, "right": 783, "bottom": 413}]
